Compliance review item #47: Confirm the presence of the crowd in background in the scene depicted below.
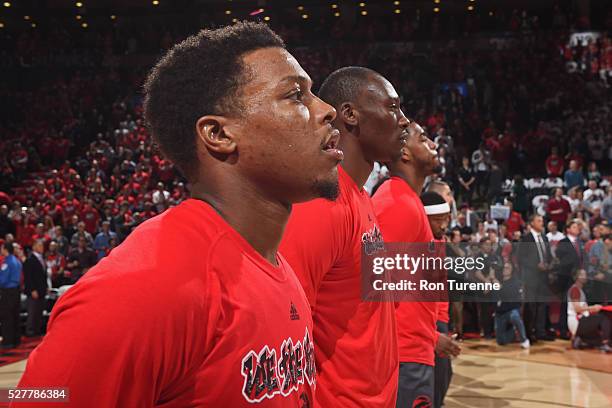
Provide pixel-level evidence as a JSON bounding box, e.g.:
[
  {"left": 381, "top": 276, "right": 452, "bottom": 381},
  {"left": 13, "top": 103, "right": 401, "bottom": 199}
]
[{"left": 0, "top": 7, "right": 610, "bottom": 348}]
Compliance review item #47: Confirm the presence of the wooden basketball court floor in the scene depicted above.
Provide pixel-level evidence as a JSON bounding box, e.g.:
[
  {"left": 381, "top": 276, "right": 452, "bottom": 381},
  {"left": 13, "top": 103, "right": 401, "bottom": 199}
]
[{"left": 0, "top": 339, "right": 610, "bottom": 407}]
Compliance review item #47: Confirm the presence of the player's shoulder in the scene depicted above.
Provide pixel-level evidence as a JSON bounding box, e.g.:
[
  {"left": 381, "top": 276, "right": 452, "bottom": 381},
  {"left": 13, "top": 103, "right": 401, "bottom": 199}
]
[
  {"left": 86, "top": 199, "right": 230, "bottom": 280},
  {"left": 373, "top": 177, "right": 420, "bottom": 214}
]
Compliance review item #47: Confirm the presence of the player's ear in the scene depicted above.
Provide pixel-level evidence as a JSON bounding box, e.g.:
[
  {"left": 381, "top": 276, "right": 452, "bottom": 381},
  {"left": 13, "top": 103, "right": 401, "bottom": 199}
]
[
  {"left": 339, "top": 102, "right": 358, "bottom": 127},
  {"left": 195, "top": 115, "right": 237, "bottom": 155},
  {"left": 400, "top": 145, "right": 412, "bottom": 162}
]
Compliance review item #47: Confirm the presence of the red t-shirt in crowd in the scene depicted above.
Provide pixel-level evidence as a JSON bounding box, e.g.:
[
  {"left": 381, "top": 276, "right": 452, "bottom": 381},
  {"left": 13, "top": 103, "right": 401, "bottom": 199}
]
[
  {"left": 279, "top": 166, "right": 398, "bottom": 408},
  {"left": 16, "top": 222, "right": 35, "bottom": 248},
  {"left": 60, "top": 198, "right": 80, "bottom": 224},
  {"left": 80, "top": 205, "right": 100, "bottom": 234},
  {"left": 16, "top": 199, "right": 315, "bottom": 407},
  {"left": 372, "top": 177, "right": 440, "bottom": 366},
  {"left": 545, "top": 154, "right": 564, "bottom": 177},
  {"left": 546, "top": 197, "right": 571, "bottom": 224},
  {"left": 505, "top": 211, "right": 525, "bottom": 239}
]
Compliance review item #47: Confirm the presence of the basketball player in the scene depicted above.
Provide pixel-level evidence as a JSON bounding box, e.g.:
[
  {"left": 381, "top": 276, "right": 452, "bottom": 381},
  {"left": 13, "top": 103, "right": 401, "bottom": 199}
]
[
  {"left": 279, "top": 67, "right": 409, "bottom": 407},
  {"left": 421, "top": 190, "right": 454, "bottom": 408},
  {"left": 372, "top": 122, "right": 460, "bottom": 407},
  {"left": 15, "top": 23, "right": 342, "bottom": 407}
]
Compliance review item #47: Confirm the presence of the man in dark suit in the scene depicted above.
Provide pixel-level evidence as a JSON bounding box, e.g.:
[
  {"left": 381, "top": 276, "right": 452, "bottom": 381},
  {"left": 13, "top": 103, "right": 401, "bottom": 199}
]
[
  {"left": 555, "top": 220, "right": 584, "bottom": 339},
  {"left": 519, "top": 214, "right": 553, "bottom": 342},
  {"left": 23, "top": 239, "right": 48, "bottom": 336}
]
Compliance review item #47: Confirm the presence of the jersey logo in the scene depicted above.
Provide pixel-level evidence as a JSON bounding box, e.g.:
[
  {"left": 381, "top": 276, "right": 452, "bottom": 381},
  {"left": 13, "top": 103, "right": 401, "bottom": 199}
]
[
  {"left": 413, "top": 395, "right": 432, "bottom": 408},
  {"left": 241, "top": 327, "right": 316, "bottom": 403},
  {"left": 290, "top": 302, "right": 300, "bottom": 321},
  {"left": 362, "top": 224, "right": 385, "bottom": 255}
]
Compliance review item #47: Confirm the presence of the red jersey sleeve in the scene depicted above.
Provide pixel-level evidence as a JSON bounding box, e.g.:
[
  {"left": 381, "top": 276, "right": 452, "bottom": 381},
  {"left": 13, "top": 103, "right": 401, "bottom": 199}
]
[
  {"left": 14, "top": 254, "right": 222, "bottom": 407},
  {"left": 280, "top": 199, "right": 349, "bottom": 307}
]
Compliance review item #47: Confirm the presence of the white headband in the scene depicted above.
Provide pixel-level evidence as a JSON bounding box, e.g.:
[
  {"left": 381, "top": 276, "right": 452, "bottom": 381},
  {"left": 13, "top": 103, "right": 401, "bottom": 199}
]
[{"left": 424, "top": 202, "right": 450, "bottom": 215}]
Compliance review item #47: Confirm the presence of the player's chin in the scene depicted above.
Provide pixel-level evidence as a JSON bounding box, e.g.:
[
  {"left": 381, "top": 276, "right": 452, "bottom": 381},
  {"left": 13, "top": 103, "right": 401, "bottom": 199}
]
[
  {"left": 312, "top": 175, "right": 340, "bottom": 201},
  {"left": 290, "top": 166, "right": 340, "bottom": 203}
]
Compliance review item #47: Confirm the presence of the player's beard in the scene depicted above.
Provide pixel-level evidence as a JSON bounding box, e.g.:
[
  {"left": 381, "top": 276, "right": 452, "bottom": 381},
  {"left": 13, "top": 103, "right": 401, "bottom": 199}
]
[
  {"left": 431, "top": 162, "right": 444, "bottom": 175},
  {"left": 312, "top": 178, "right": 340, "bottom": 201}
]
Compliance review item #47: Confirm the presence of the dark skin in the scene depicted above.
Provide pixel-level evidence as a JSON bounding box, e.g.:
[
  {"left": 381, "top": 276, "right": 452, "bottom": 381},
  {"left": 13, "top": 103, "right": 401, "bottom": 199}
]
[
  {"left": 428, "top": 213, "right": 450, "bottom": 240},
  {"left": 388, "top": 122, "right": 440, "bottom": 195},
  {"left": 189, "top": 47, "right": 340, "bottom": 264},
  {"left": 335, "top": 74, "right": 410, "bottom": 189},
  {"left": 425, "top": 209, "right": 461, "bottom": 358}
]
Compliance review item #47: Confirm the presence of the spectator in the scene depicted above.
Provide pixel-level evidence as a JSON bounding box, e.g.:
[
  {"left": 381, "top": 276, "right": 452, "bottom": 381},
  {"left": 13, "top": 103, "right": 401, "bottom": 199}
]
[
  {"left": 504, "top": 198, "right": 525, "bottom": 240},
  {"left": 556, "top": 220, "right": 585, "bottom": 339},
  {"left": 587, "top": 233, "right": 611, "bottom": 304},
  {"left": 586, "top": 162, "right": 602, "bottom": 184},
  {"left": 152, "top": 182, "right": 170, "bottom": 213},
  {"left": 32, "top": 223, "right": 51, "bottom": 247},
  {"left": 487, "top": 162, "right": 504, "bottom": 204},
  {"left": 546, "top": 221, "right": 565, "bottom": 256},
  {"left": 603, "top": 186, "right": 612, "bottom": 223},
  {"left": 545, "top": 146, "right": 564, "bottom": 177},
  {"left": 520, "top": 214, "right": 553, "bottom": 342},
  {"left": 457, "top": 156, "right": 475, "bottom": 204},
  {"left": 0, "top": 242, "right": 22, "bottom": 348},
  {"left": 474, "top": 237, "right": 502, "bottom": 339},
  {"left": 483, "top": 212, "right": 499, "bottom": 234},
  {"left": 70, "top": 221, "right": 94, "bottom": 248},
  {"left": 495, "top": 262, "right": 530, "bottom": 348},
  {"left": 566, "top": 186, "right": 584, "bottom": 214},
  {"left": 546, "top": 187, "right": 571, "bottom": 232},
  {"left": 80, "top": 199, "right": 100, "bottom": 235},
  {"left": 583, "top": 180, "right": 605, "bottom": 215},
  {"left": 0, "top": 204, "right": 16, "bottom": 238},
  {"left": 471, "top": 144, "right": 490, "bottom": 199},
  {"left": 66, "top": 236, "right": 97, "bottom": 283},
  {"left": 568, "top": 269, "right": 611, "bottom": 352},
  {"left": 23, "top": 239, "right": 48, "bottom": 337},
  {"left": 564, "top": 160, "right": 585, "bottom": 190},
  {"left": 94, "top": 221, "right": 118, "bottom": 260},
  {"left": 64, "top": 215, "right": 80, "bottom": 242},
  {"left": 53, "top": 226, "right": 70, "bottom": 257},
  {"left": 455, "top": 213, "right": 473, "bottom": 240},
  {"left": 511, "top": 175, "right": 529, "bottom": 220},
  {"left": 46, "top": 240, "right": 67, "bottom": 288}
]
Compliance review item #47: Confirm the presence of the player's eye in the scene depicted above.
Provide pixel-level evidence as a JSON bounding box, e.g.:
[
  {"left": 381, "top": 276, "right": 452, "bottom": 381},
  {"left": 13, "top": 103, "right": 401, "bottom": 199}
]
[{"left": 288, "top": 89, "right": 304, "bottom": 102}]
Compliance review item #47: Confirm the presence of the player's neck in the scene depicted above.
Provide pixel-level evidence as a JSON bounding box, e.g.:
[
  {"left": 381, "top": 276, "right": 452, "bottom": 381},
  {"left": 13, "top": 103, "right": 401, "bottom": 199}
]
[
  {"left": 338, "top": 135, "right": 373, "bottom": 190},
  {"left": 390, "top": 167, "right": 427, "bottom": 195},
  {"left": 190, "top": 181, "right": 289, "bottom": 266}
]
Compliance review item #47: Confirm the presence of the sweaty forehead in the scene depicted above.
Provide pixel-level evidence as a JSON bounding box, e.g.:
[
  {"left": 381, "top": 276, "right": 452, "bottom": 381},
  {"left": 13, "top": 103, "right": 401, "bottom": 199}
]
[
  {"left": 240, "top": 47, "right": 310, "bottom": 94},
  {"left": 362, "top": 75, "right": 398, "bottom": 101}
]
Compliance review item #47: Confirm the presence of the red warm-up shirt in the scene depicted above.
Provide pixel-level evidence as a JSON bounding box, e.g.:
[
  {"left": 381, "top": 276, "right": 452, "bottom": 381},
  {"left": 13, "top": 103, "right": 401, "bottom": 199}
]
[
  {"left": 16, "top": 199, "right": 315, "bottom": 407},
  {"left": 372, "top": 177, "right": 440, "bottom": 366},
  {"left": 434, "top": 238, "right": 450, "bottom": 324},
  {"left": 280, "top": 166, "right": 398, "bottom": 408}
]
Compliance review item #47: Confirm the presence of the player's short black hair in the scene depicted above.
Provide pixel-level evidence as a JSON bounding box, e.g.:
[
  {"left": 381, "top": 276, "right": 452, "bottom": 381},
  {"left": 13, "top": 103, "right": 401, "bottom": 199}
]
[
  {"left": 420, "top": 191, "right": 446, "bottom": 207},
  {"left": 143, "top": 22, "right": 285, "bottom": 180},
  {"left": 318, "top": 66, "right": 380, "bottom": 109}
]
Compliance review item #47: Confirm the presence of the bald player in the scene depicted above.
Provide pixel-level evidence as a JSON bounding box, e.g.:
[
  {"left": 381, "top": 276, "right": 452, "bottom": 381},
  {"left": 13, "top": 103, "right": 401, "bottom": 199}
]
[{"left": 280, "top": 66, "right": 409, "bottom": 407}]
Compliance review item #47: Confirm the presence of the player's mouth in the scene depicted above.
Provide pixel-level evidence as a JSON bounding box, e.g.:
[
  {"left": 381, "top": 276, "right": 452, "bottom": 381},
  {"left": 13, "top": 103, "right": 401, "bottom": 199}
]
[
  {"left": 399, "top": 130, "right": 409, "bottom": 145},
  {"left": 321, "top": 128, "right": 344, "bottom": 162}
]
